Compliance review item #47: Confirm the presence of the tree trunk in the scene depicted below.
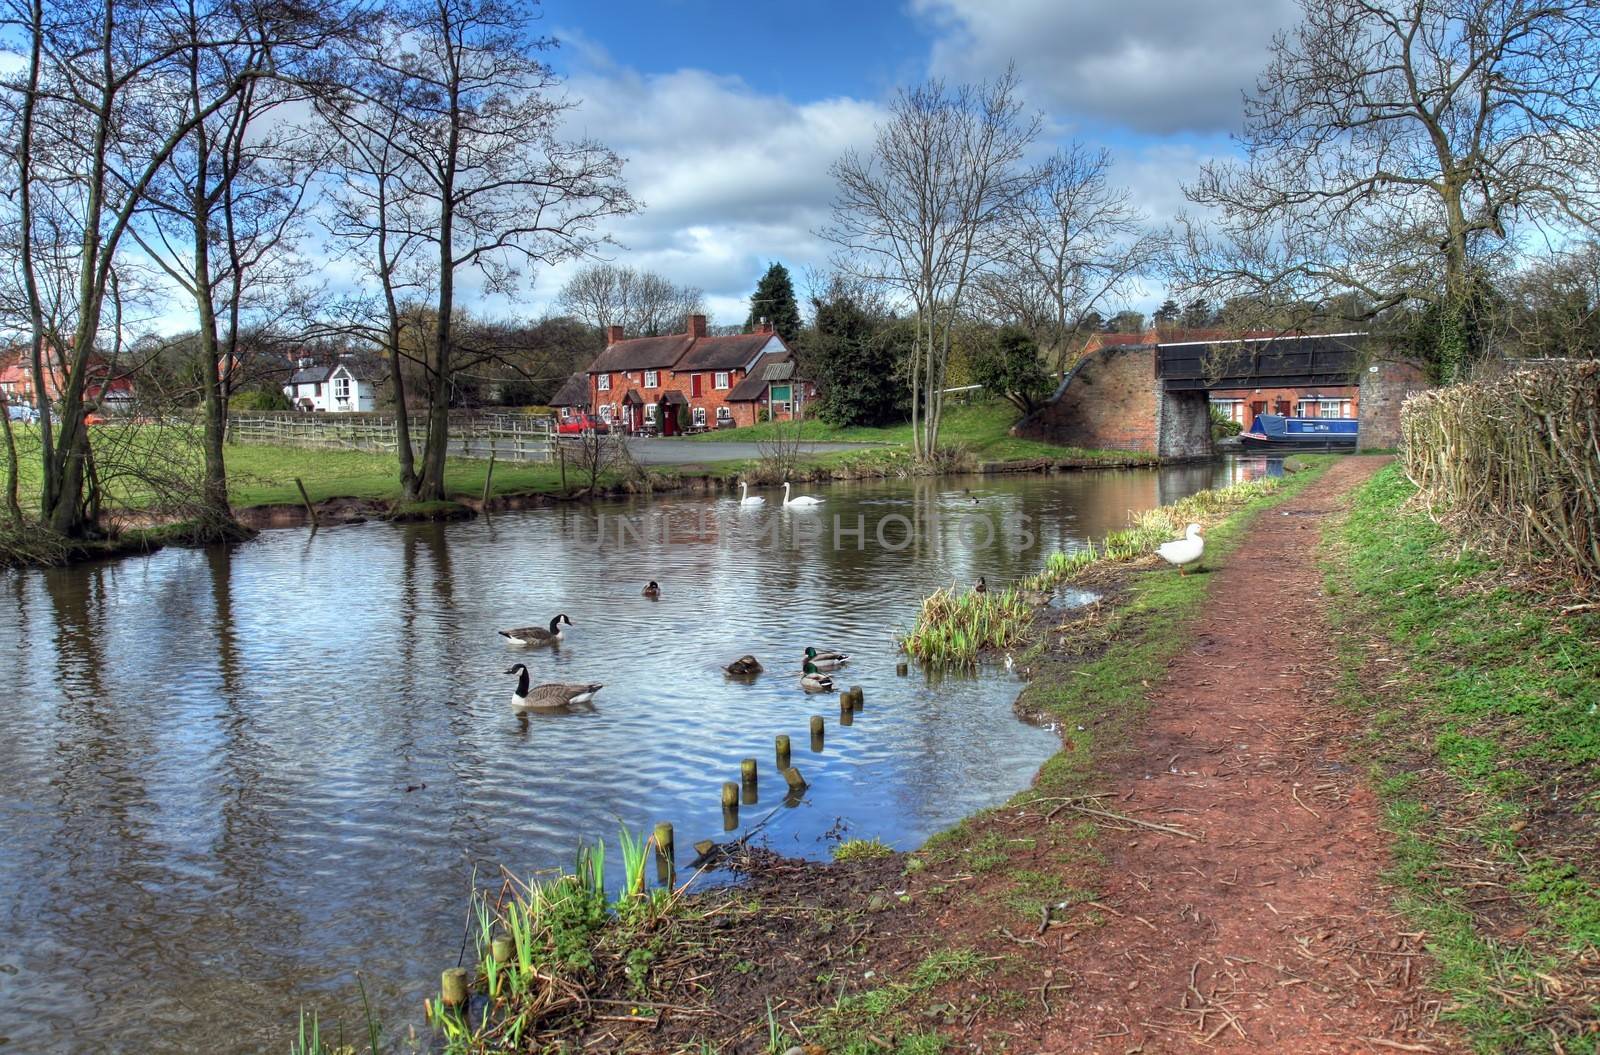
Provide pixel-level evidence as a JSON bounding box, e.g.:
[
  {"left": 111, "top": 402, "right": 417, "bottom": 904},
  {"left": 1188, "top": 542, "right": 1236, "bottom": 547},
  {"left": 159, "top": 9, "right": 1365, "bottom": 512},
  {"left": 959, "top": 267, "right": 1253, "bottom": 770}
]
[
  {"left": 418, "top": 192, "right": 455, "bottom": 503},
  {"left": 192, "top": 191, "right": 233, "bottom": 526},
  {"left": 0, "top": 405, "right": 21, "bottom": 528}
]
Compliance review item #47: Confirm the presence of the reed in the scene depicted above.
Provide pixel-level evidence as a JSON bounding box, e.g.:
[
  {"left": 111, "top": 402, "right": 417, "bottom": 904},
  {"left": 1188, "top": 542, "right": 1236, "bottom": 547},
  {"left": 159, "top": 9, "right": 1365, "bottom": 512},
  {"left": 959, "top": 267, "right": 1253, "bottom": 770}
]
[{"left": 900, "top": 585, "right": 1034, "bottom": 666}]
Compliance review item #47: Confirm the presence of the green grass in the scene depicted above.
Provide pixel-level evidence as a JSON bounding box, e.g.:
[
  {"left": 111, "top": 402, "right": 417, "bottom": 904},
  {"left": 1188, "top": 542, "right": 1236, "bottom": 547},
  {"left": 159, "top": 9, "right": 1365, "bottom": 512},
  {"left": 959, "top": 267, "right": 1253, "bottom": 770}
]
[
  {"left": 806, "top": 948, "right": 991, "bottom": 1054},
  {"left": 831, "top": 837, "right": 895, "bottom": 863},
  {"left": 1325, "top": 465, "right": 1600, "bottom": 1055},
  {"left": 686, "top": 401, "right": 1154, "bottom": 464}
]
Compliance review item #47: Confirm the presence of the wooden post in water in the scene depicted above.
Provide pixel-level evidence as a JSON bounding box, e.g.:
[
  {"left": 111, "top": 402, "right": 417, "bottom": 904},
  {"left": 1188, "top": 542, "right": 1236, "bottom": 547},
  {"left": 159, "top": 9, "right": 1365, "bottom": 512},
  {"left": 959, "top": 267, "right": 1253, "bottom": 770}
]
[
  {"left": 441, "top": 967, "right": 469, "bottom": 1012},
  {"left": 783, "top": 766, "right": 808, "bottom": 791},
  {"left": 723, "top": 805, "right": 739, "bottom": 831},
  {"left": 490, "top": 936, "right": 514, "bottom": 965},
  {"left": 809, "top": 715, "right": 824, "bottom": 752},
  {"left": 775, "top": 734, "right": 791, "bottom": 771},
  {"left": 481, "top": 452, "right": 496, "bottom": 506},
  {"left": 839, "top": 690, "right": 852, "bottom": 711},
  {"left": 721, "top": 781, "right": 739, "bottom": 809},
  {"left": 741, "top": 758, "right": 758, "bottom": 785},
  {"left": 897, "top": 661, "right": 909, "bottom": 676},
  {"left": 653, "top": 821, "right": 675, "bottom": 885},
  {"left": 849, "top": 686, "right": 864, "bottom": 710},
  {"left": 840, "top": 698, "right": 854, "bottom": 726},
  {"left": 294, "top": 477, "right": 319, "bottom": 526}
]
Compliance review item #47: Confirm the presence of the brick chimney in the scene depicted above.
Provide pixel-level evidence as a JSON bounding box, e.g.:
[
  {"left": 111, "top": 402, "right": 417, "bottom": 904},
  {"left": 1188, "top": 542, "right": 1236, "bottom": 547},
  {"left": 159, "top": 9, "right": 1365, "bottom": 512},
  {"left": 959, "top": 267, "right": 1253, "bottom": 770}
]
[
  {"left": 605, "top": 324, "right": 624, "bottom": 345},
  {"left": 756, "top": 316, "right": 773, "bottom": 335},
  {"left": 686, "top": 313, "right": 707, "bottom": 338}
]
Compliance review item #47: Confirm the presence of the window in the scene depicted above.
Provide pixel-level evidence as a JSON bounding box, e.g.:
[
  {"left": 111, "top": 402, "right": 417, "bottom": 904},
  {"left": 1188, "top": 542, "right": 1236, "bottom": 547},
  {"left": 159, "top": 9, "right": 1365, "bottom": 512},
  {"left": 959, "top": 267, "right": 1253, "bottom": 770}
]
[
  {"left": 314, "top": 382, "right": 322, "bottom": 397},
  {"left": 597, "top": 373, "right": 611, "bottom": 392},
  {"left": 644, "top": 369, "right": 659, "bottom": 388},
  {"left": 333, "top": 375, "right": 351, "bottom": 404},
  {"left": 1296, "top": 398, "right": 1351, "bottom": 419},
  {"left": 1211, "top": 398, "right": 1245, "bottom": 423},
  {"left": 560, "top": 407, "right": 571, "bottom": 420},
  {"left": 716, "top": 405, "right": 732, "bottom": 423},
  {"left": 598, "top": 404, "right": 613, "bottom": 423},
  {"left": 714, "top": 371, "right": 730, "bottom": 390},
  {"left": 644, "top": 403, "right": 657, "bottom": 423},
  {"left": 693, "top": 406, "right": 706, "bottom": 426}
]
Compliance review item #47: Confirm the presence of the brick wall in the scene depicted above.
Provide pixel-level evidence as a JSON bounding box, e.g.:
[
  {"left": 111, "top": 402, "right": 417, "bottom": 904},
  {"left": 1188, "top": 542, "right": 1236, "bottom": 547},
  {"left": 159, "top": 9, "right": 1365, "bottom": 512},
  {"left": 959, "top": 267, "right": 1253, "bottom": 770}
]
[
  {"left": 1013, "top": 344, "right": 1161, "bottom": 453},
  {"left": 1358, "top": 358, "right": 1432, "bottom": 451}
]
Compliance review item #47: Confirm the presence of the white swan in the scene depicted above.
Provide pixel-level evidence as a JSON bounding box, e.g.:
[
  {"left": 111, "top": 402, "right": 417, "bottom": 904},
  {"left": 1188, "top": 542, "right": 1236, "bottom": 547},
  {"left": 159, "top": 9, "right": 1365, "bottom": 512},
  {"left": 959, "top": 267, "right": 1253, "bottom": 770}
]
[
  {"left": 782, "top": 482, "right": 823, "bottom": 507},
  {"left": 1156, "top": 523, "right": 1204, "bottom": 575},
  {"left": 739, "top": 481, "right": 765, "bottom": 506}
]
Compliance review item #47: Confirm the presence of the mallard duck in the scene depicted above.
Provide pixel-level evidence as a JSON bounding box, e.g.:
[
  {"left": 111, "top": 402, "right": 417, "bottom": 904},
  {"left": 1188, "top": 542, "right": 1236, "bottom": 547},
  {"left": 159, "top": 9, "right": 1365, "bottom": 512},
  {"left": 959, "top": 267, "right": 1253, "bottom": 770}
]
[
  {"left": 973, "top": 576, "right": 987, "bottom": 594},
  {"left": 642, "top": 580, "right": 661, "bottom": 598},
  {"left": 738, "top": 482, "right": 765, "bottom": 506},
  {"left": 1156, "top": 523, "right": 1204, "bottom": 575},
  {"left": 505, "top": 664, "right": 602, "bottom": 711},
  {"left": 723, "top": 654, "right": 764, "bottom": 676},
  {"left": 782, "top": 482, "right": 823, "bottom": 507},
  {"left": 498, "top": 613, "right": 572, "bottom": 646},
  {"left": 803, "top": 646, "right": 850, "bottom": 670},
  {"left": 799, "top": 660, "right": 834, "bottom": 693}
]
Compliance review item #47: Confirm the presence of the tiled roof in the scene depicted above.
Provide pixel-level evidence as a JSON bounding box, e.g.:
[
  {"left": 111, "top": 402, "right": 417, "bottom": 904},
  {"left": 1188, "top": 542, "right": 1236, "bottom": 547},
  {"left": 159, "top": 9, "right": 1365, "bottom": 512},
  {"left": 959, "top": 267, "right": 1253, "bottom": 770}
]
[
  {"left": 673, "top": 332, "right": 775, "bottom": 371},
  {"left": 289, "top": 362, "right": 331, "bottom": 385},
  {"left": 548, "top": 373, "right": 589, "bottom": 406},
  {"left": 588, "top": 334, "right": 694, "bottom": 373},
  {"left": 727, "top": 352, "right": 794, "bottom": 401}
]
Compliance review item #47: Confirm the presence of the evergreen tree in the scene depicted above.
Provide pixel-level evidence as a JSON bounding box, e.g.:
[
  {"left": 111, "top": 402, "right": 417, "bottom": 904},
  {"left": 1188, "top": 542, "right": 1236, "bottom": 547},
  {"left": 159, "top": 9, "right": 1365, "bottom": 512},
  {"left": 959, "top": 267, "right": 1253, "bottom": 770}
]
[
  {"left": 970, "top": 326, "right": 1052, "bottom": 414},
  {"left": 1181, "top": 298, "right": 1213, "bottom": 329},
  {"left": 746, "top": 262, "right": 802, "bottom": 343},
  {"left": 804, "top": 289, "right": 908, "bottom": 427},
  {"left": 1153, "top": 298, "right": 1181, "bottom": 327}
]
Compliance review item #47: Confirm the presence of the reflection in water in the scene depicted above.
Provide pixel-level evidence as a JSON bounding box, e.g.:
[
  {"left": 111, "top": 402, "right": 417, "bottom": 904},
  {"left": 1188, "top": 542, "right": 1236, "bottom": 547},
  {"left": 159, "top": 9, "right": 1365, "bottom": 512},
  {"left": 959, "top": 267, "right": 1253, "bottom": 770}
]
[{"left": 0, "top": 463, "right": 1247, "bottom": 1054}]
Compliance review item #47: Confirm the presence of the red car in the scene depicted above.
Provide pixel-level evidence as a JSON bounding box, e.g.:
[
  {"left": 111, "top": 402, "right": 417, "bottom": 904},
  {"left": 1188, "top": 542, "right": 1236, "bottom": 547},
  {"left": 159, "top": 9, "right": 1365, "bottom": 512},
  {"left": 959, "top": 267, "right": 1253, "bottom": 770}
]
[{"left": 556, "top": 413, "right": 610, "bottom": 435}]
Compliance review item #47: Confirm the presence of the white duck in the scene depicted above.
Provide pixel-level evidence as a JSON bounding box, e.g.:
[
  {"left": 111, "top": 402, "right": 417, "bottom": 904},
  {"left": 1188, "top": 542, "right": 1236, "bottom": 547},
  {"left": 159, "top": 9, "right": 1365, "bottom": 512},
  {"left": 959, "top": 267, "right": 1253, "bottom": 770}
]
[
  {"left": 782, "top": 482, "right": 823, "bottom": 507},
  {"left": 505, "top": 664, "right": 603, "bottom": 711},
  {"left": 1156, "top": 523, "right": 1205, "bottom": 575},
  {"left": 739, "top": 481, "right": 766, "bottom": 506}
]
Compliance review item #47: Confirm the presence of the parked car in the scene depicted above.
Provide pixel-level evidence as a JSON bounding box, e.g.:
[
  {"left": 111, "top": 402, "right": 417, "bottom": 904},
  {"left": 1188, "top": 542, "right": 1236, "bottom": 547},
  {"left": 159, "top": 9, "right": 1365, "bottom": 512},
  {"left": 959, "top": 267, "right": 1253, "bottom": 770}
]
[
  {"left": 6, "top": 403, "right": 39, "bottom": 423},
  {"left": 556, "top": 413, "right": 610, "bottom": 435}
]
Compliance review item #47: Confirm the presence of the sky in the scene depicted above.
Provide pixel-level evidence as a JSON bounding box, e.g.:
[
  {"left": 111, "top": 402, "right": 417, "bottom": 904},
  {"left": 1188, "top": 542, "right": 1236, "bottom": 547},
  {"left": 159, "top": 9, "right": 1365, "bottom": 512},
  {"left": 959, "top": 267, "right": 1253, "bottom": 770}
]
[{"left": 520, "top": 0, "right": 1303, "bottom": 327}]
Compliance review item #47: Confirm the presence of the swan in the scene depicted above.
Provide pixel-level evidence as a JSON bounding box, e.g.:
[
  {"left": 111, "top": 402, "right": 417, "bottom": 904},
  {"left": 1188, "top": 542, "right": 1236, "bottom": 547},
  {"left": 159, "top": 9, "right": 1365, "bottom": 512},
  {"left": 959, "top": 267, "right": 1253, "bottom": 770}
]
[
  {"left": 498, "top": 613, "right": 572, "bottom": 646},
  {"left": 739, "top": 482, "right": 766, "bottom": 506},
  {"left": 1156, "top": 523, "right": 1205, "bottom": 575},
  {"left": 803, "top": 646, "right": 850, "bottom": 670},
  {"left": 799, "top": 660, "right": 834, "bottom": 693},
  {"left": 505, "top": 664, "right": 602, "bottom": 710},
  {"left": 782, "top": 482, "right": 823, "bottom": 507}
]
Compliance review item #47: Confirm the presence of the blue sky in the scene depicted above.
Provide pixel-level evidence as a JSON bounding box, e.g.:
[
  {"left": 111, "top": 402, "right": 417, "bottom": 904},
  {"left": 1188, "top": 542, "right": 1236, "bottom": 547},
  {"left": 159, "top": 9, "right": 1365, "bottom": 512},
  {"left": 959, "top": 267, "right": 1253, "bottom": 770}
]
[{"left": 503, "top": 0, "right": 1305, "bottom": 325}]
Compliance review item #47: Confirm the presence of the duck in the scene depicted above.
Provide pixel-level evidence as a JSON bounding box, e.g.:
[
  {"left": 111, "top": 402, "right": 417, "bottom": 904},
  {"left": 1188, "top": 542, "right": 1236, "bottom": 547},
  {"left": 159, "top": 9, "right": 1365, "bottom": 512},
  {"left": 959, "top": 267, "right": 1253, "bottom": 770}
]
[
  {"left": 642, "top": 580, "right": 661, "bottom": 598},
  {"left": 738, "top": 482, "right": 765, "bottom": 506},
  {"left": 722, "top": 654, "right": 764, "bottom": 676},
  {"left": 497, "top": 613, "right": 572, "bottom": 647},
  {"left": 504, "top": 664, "right": 602, "bottom": 711},
  {"left": 799, "top": 660, "right": 834, "bottom": 693},
  {"left": 973, "top": 576, "right": 987, "bottom": 594},
  {"left": 803, "top": 646, "right": 850, "bottom": 670},
  {"left": 1156, "top": 523, "right": 1205, "bottom": 575},
  {"left": 782, "top": 482, "right": 823, "bottom": 507}
]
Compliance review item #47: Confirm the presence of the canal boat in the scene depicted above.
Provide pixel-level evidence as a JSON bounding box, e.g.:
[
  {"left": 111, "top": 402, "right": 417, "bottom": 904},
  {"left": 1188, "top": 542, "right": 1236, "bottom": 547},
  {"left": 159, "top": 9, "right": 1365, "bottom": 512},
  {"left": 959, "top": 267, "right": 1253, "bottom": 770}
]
[{"left": 1239, "top": 413, "right": 1358, "bottom": 451}]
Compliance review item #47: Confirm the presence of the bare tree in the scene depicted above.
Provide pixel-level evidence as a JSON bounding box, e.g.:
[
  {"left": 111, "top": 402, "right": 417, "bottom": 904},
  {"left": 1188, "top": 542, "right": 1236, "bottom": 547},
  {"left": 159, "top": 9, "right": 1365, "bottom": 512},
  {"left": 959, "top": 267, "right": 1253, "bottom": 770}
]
[
  {"left": 1179, "top": 0, "right": 1600, "bottom": 381},
  {"left": 975, "top": 144, "right": 1155, "bottom": 376},
  {"left": 824, "top": 68, "right": 1040, "bottom": 459},
  {"left": 364, "top": 0, "right": 637, "bottom": 504},
  {"left": 557, "top": 262, "right": 704, "bottom": 338}
]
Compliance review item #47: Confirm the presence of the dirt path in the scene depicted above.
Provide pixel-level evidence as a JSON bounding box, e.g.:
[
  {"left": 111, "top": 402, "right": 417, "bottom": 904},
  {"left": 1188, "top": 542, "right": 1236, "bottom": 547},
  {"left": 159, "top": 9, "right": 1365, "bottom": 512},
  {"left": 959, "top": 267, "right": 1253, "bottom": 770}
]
[{"left": 936, "top": 456, "right": 1457, "bottom": 1053}]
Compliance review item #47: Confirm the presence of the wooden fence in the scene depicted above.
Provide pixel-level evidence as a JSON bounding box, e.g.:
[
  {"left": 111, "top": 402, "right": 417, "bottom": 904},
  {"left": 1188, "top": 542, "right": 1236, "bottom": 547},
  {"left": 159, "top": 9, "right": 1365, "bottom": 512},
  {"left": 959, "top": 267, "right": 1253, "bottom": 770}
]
[
  {"left": 228, "top": 413, "right": 556, "bottom": 463},
  {"left": 1402, "top": 360, "right": 1599, "bottom": 588}
]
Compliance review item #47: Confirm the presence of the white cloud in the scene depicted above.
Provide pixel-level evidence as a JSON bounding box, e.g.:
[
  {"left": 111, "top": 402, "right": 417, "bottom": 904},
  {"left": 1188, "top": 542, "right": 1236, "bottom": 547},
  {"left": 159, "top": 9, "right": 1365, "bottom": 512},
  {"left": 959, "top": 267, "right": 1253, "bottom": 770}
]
[{"left": 911, "top": 0, "right": 1297, "bottom": 135}]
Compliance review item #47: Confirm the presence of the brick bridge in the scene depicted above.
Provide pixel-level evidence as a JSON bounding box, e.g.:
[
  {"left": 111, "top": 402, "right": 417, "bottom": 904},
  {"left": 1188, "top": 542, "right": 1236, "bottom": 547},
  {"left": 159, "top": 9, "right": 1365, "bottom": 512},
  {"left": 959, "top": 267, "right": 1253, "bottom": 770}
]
[{"left": 1014, "top": 333, "right": 1429, "bottom": 458}]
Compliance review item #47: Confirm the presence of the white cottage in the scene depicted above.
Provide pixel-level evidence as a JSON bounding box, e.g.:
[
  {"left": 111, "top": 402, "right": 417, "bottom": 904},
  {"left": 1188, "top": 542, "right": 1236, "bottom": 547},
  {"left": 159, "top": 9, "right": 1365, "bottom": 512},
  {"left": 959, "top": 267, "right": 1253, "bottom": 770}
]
[{"left": 284, "top": 354, "right": 384, "bottom": 412}]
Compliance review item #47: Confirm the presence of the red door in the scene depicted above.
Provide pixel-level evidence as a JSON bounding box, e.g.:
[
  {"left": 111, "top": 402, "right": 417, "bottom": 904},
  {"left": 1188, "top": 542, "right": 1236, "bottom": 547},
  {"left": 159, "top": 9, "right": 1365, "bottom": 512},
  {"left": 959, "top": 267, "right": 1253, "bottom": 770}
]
[{"left": 691, "top": 374, "right": 703, "bottom": 397}]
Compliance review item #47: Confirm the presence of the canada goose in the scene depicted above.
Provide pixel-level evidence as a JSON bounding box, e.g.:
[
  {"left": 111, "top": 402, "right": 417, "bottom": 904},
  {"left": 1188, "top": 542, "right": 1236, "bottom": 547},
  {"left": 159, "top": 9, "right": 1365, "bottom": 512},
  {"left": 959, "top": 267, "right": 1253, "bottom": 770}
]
[
  {"left": 1156, "top": 523, "right": 1205, "bottom": 575},
  {"left": 642, "top": 580, "right": 661, "bottom": 598},
  {"left": 973, "top": 576, "right": 987, "bottom": 594},
  {"left": 799, "top": 660, "right": 834, "bottom": 693},
  {"left": 504, "top": 664, "right": 602, "bottom": 710},
  {"left": 803, "top": 646, "right": 850, "bottom": 670},
  {"left": 738, "top": 482, "right": 765, "bottom": 506},
  {"left": 498, "top": 613, "right": 572, "bottom": 646},
  {"left": 781, "top": 482, "right": 823, "bottom": 507},
  {"left": 723, "top": 654, "right": 764, "bottom": 676}
]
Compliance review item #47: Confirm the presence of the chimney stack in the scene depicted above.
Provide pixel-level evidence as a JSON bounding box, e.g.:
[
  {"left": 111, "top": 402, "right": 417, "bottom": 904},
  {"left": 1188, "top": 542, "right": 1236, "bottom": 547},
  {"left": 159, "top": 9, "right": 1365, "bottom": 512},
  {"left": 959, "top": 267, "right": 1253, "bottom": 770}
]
[
  {"left": 757, "top": 316, "right": 774, "bottom": 335},
  {"left": 686, "top": 313, "right": 708, "bottom": 339},
  {"left": 605, "top": 324, "right": 624, "bottom": 345}
]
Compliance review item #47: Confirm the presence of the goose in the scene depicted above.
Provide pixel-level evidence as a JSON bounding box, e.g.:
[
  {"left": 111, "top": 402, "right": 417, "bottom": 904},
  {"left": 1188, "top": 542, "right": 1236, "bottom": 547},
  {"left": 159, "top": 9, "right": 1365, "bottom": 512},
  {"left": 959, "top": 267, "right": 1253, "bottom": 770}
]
[
  {"left": 781, "top": 482, "right": 823, "bottom": 508},
  {"left": 803, "top": 646, "right": 850, "bottom": 670},
  {"left": 642, "top": 580, "right": 661, "bottom": 598},
  {"left": 973, "top": 576, "right": 987, "bottom": 594},
  {"left": 799, "top": 660, "right": 834, "bottom": 693},
  {"left": 1156, "top": 523, "right": 1205, "bottom": 575},
  {"left": 504, "top": 664, "right": 602, "bottom": 711},
  {"left": 722, "top": 654, "right": 764, "bottom": 676},
  {"left": 498, "top": 613, "right": 572, "bottom": 647},
  {"left": 738, "top": 482, "right": 766, "bottom": 506}
]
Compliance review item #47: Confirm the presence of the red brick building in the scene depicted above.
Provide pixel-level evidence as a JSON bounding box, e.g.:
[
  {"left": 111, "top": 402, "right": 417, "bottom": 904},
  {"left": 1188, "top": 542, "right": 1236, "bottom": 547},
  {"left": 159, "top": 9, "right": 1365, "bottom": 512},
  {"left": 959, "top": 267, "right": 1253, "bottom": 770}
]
[{"left": 584, "top": 314, "right": 815, "bottom": 432}]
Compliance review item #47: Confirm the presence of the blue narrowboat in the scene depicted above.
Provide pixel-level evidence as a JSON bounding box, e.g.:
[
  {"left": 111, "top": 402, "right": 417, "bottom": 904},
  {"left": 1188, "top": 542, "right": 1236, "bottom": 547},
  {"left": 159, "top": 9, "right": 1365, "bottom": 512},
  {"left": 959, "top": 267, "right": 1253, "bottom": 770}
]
[{"left": 1239, "top": 413, "right": 1358, "bottom": 450}]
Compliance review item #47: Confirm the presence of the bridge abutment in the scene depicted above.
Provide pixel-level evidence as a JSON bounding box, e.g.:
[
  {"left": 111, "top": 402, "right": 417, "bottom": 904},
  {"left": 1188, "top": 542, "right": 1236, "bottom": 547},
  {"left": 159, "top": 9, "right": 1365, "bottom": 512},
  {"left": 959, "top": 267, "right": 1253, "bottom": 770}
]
[{"left": 1156, "top": 389, "right": 1216, "bottom": 460}]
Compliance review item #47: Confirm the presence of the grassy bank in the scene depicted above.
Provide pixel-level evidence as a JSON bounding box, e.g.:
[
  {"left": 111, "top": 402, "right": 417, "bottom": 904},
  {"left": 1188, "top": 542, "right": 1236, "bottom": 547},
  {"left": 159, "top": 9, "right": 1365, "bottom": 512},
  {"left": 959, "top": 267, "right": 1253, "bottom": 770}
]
[
  {"left": 1325, "top": 465, "right": 1599, "bottom": 1054},
  {"left": 687, "top": 401, "right": 1149, "bottom": 466}
]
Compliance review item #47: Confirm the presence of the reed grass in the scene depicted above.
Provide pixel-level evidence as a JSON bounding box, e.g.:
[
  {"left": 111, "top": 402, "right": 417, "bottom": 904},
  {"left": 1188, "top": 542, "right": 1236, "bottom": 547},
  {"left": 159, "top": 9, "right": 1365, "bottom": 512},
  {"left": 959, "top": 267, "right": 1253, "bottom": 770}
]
[{"left": 901, "top": 475, "right": 1284, "bottom": 666}]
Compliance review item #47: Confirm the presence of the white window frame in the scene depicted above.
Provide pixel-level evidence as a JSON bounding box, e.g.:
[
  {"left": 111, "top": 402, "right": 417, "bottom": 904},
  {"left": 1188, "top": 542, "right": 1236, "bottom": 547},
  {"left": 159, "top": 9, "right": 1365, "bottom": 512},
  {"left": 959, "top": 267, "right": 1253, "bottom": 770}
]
[
  {"left": 598, "top": 404, "right": 613, "bottom": 423},
  {"left": 1212, "top": 398, "right": 1245, "bottom": 423},
  {"left": 333, "top": 373, "right": 351, "bottom": 404},
  {"left": 692, "top": 406, "right": 706, "bottom": 426},
  {"left": 715, "top": 405, "right": 732, "bottom": 423},
  {"left": 644, "top": 402, "right": 657, "bottom": 423},
  {"left": 714, "top": 371, "right": 730, "bottom": 390},
  {"left": 644, "top": 369, "right": 659, "bottom": 388},
  {"left": 596, "top": 373, "right": 611, "bottom": 392}
]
